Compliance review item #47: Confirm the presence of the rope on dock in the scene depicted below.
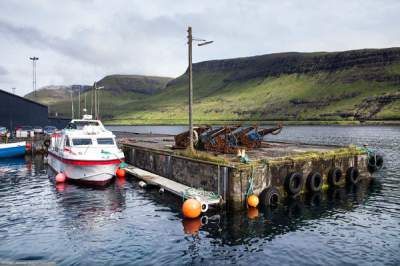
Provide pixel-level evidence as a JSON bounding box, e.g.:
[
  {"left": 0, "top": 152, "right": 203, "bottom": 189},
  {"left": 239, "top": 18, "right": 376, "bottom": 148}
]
[
  {"left": 182, "top": 188, "right": 221, "bottom": 203},
  {"left": 359, "top": 146, "right": 382, "bottom": 169},
  {"left": 246, "top": 167, "right": 255, "bottom": 197}
]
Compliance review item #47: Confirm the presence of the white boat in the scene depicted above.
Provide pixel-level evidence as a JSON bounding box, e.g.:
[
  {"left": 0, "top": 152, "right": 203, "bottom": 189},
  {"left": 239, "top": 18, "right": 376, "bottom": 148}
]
[{"left": 47, "top": 115, "right": 125, "bottom": 186}]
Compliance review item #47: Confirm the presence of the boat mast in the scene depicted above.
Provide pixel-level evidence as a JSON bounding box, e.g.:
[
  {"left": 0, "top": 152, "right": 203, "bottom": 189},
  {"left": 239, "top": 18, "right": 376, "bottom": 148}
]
[{"left": 70, "top": 89, "right": 74, "bottom": 119}]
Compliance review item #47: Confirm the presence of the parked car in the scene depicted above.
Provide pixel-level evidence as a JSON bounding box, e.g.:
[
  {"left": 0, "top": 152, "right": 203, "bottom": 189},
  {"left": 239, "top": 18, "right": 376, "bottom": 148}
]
[
  {"left": 0, "top": 126, "right": 8, "bottom": 137},
  {"left": 15, "top": 126, "right": 34, "bottom": 138},
  {"left": 33, "top": 126, "right": 43, "bottom": 134},
  {"left": 44, "top": 126, "right": 58, "bottom": 135}
]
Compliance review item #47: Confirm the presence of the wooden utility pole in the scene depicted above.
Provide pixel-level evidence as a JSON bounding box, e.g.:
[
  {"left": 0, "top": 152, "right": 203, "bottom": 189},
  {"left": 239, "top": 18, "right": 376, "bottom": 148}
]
[{"left": 188, "top": 26, "right": 194, "bottom": 151}]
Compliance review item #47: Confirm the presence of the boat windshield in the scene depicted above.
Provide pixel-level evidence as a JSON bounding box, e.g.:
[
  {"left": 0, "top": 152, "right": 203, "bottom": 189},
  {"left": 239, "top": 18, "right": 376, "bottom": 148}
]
[
  {"left": 97, "top": 138, "right": 114, "bottom": 145},
  {"left": 66, "top": 121, "right": 100, "bottom": 130},
  {"left": 72, "top": 138, "right": 92, "bottom": 146}
]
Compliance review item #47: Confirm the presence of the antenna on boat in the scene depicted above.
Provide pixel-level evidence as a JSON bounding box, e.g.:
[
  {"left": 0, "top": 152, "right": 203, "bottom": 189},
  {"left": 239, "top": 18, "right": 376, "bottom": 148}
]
[
  {"left": 70, "top": 88, "right": 74, "bottom": 119},
  {"left": 91, "top": 82, "right": 95, "bottom": 117},
  {"left": 96, "top": 86, "right": 104, "bottom": 120},
  {"left": 78, "top": 86, "right": 81, "bottom": 119}
]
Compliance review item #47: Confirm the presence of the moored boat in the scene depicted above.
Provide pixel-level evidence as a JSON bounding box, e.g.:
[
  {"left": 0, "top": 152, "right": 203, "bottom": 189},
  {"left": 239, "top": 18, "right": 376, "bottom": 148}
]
[
  {"left": 0, "top": 142, "right": 26, "bottom": 158},
  {"left": 47, "top": 115, "right": 124, "bottom": 186}
]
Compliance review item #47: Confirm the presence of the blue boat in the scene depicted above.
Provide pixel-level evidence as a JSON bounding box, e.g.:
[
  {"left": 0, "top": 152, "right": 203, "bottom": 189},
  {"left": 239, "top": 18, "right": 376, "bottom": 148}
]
[{"left": 0, "top": 142, "right": 26, "bottom": 158}]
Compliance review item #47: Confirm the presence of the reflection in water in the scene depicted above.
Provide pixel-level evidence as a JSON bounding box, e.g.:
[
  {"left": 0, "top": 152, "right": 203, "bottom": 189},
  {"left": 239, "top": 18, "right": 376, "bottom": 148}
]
[
  {"left": 189, "top": 179, "right": 376, "bottom": 247},
  {"left": 48, "top": 168, "right": 127, "bottom": 231}
]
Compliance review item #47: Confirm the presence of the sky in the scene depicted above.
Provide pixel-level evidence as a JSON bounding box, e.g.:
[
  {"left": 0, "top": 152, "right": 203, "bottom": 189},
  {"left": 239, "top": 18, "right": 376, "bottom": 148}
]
[{"left": 0, "top": 0, "right": 399, "bottom": 96}]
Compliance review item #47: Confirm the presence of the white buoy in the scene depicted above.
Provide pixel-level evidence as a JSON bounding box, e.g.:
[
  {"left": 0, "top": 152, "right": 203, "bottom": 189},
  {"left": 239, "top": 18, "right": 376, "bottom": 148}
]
[{"left": 138, "top": 181, "right": 147, "bottom": 188}]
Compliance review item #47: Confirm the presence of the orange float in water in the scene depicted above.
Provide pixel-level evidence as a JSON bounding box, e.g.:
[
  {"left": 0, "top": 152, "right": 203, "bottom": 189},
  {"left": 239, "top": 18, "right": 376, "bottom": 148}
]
[
  {"left": 182, "top": 198, "right": 201, "bottom": 218},
  {"left": 247, "top": 194, "right": 259, "bottom": 208},
  {"left": 247, "top": 207, "right": 259, "bottom": 219},
  {"left": 116, "top": 168, "right": 126, "bottom": 178},
  {"left": 182, "top": 217, "right": 202, "bottom": 235},
  {"left": 55, "top": 173, "right": 66, "bottom": 183}
]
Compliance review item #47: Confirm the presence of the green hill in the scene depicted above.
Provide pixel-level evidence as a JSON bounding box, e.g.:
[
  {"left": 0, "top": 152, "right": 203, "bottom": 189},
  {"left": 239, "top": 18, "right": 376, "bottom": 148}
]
[{"left": 26, "top": 48, "right": 400, "bottom": 124}]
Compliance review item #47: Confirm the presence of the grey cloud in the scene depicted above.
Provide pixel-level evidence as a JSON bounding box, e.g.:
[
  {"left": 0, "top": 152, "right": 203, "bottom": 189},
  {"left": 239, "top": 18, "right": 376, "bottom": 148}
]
[
  {"left": 0, "top": 20, "right": 114, "bottom": 65},
  {"left": 0, "top": 0, "right": 399, "bottom": 96},
  {"left": 0, "top": 66, "right": 8, "bottom": 75}
]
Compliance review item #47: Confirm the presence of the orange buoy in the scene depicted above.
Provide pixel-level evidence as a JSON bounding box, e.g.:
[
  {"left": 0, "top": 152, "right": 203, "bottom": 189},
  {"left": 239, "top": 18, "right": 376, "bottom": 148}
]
[
  {"left": 55, "top": 173, "right": 66, "bottom": 183},
  {"left": 182, "top": 217, "right": 202, "bottom": 235},
  {"left": 116, "top": 168, "right": 126, "bottom": 178},
  {"left": 25, "top": 143, "right": 32, "bottom": 151},
  {"left": 182, "top": 198, "right": 201, "bottom": 218},
  {"left": 247, "top": 194, "right": 259, "bottom": 208}
]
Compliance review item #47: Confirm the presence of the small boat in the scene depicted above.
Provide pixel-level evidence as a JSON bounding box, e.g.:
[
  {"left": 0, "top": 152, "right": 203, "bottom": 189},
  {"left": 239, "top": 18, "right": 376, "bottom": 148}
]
[
  {"left": 0, "top": 142, "right": 26, "bottom": 158},
  {"left": 47, "top": 115, "right": 125, "bottom": 186}
]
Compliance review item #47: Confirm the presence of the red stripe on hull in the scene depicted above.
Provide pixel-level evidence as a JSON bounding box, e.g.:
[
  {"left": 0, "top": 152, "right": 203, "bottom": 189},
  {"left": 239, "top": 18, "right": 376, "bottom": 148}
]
[{"left": 48, "top": 151, "right": 123, "bottom": 166}]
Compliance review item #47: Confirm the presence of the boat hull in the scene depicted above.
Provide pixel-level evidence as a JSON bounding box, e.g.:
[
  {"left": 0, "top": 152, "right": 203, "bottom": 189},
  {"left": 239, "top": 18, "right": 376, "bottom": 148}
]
[
  {"left": 48, "top": 152, "right": 121, "bottom": 186},
  {"left": 0, "top": 142, "right": 26, "bottom": 158}
]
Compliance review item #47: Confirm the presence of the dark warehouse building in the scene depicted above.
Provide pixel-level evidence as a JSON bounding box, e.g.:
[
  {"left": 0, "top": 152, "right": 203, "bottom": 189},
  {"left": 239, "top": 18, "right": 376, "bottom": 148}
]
[{"left": 0, "top": 89, "right": 49, "bottom": 130}]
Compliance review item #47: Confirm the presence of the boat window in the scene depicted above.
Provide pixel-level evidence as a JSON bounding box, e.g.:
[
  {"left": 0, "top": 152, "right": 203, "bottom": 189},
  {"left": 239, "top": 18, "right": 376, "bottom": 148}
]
[
  {"left": 73, "top": 121, "right": 100, "bottom": 129},
  {"left": 97, "top": 138, "right": 114, "bottom": 145},
  {"left": 72, "top": 138, "right": 92, "bottom": 146},
  {"left": 65, "top": 136, "right": 71, "bottom": 147}
]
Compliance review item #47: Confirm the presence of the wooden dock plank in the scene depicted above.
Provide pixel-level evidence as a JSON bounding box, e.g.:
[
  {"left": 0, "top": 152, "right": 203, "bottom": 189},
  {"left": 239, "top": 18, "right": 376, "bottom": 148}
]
[{"left": 125, "top": 165, "right": 221, "bottom": 205}]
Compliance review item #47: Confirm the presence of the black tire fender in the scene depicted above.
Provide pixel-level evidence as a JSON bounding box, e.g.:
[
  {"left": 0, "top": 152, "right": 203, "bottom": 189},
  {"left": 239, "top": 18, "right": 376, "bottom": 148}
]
[
  {"left": 284, "top": 172, "right": 304, "bottom": 195},
  {"left": 346, "top": 167, "right": 360, "bottom": 184},
  {"left": 260, "top": 186, "right": 280, "bottom": 206},
  {"left": 328, "top": 168, "right": 343, "bottom": 186},
  {"left": 306, "top": 171, "right": 323, "bottom": 192},
  {"left": 368, "top": 153, "right": 384, "bottom": 172}
]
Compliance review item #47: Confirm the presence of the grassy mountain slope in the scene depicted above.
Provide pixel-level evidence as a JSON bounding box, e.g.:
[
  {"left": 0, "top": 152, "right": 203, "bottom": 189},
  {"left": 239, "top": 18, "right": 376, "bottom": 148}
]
[
  {"left": 28, "top": 75, "right": 173, "bottom": 118},
  {"left": 108, "top": 48, "right": 400, "bottom": 124},
  {"left": 25, "top": 85, "right": 91, "bottom": 105},
  {"left": 26, "top": 48, "right": 400, "bottom": 124}
]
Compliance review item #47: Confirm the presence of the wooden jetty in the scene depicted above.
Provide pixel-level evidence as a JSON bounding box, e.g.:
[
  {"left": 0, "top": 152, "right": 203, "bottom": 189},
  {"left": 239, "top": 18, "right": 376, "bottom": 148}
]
[{"left": 125, "top": 164, "right": 222, "bottom": 206}]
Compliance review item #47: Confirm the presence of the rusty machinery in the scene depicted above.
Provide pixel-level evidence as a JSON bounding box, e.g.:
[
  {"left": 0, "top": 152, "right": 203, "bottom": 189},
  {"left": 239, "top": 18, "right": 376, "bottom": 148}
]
[
  {"left": 201, "top": 125, "right": 240, "bottom": 153},
  {"left": 238, "top": 124, "right": 282, "bottom": 149},
  {"left": 173, "top": 125, "right": 211, "bottom": 149},
  {"left": 174, "top": 124, "right": 283, "bottom": 153}
]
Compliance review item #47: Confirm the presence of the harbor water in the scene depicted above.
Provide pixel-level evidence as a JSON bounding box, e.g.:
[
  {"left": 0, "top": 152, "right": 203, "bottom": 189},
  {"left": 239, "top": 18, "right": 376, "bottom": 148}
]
[{"left": 0, "top": 126, "right": 399, "bottom": 265}]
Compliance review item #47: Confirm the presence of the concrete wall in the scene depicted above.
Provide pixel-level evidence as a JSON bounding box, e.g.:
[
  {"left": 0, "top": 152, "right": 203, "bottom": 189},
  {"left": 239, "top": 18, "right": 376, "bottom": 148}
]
[
  {"left": 229, "top": 153, "right": 370, "bottom": 205},
  {"left": 122, "top": 143, "right": 371, "bottom": 209},
  {"left": 122, "top": 145, "right": 233, "bottom": 202}
]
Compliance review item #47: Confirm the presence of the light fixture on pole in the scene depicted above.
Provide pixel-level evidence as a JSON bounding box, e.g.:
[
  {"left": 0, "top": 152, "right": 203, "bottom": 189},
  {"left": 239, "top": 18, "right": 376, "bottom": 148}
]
[
  {"left": 29, "top": 57, "right": 39, "bottom": 97},
  {"left": 187, "top": 26, "right": 213, "bottom": 151}
]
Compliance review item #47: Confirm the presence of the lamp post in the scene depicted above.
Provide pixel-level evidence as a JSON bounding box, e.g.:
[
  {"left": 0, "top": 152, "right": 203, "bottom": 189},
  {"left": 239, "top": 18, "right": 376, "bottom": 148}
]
[
  {"left": 187, "top": 26, "right": 213, "bottom": 151},
  {"left": 29, "top": 57, "right": 39, "bottom": 97}
]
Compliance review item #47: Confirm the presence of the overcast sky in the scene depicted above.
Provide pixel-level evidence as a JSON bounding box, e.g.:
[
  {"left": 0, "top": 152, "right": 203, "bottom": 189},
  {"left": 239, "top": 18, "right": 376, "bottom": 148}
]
[{"left": 0, "top": 0, "right": 399, "bottom": 96}]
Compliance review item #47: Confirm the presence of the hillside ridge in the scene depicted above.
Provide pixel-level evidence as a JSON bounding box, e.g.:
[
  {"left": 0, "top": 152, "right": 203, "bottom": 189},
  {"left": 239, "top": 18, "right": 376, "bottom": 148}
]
[{"left": 25, "top": 47, "right": 400, "bottom": 123}]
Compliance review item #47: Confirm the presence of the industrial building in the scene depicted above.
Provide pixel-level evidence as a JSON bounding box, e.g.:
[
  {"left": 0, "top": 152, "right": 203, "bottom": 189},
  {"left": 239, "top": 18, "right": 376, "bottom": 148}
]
[{"left": 0, "top": 89, "right": 69, "bottom": 130}]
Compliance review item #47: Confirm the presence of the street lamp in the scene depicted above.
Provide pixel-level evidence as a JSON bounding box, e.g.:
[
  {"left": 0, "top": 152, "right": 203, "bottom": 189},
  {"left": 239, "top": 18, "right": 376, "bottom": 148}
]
[
  {"left": 187, "top": 26, "right": 213, "bottom": 151},
  {"left": 29, "top": 57, "right": 39, "bottom": 97}
]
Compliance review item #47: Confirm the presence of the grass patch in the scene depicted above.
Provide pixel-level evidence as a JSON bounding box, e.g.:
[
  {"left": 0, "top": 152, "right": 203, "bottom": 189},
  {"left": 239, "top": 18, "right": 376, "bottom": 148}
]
[
  {"left": 176, "top": 149, "right": 230, "bottom": 165},
  {"left": 266, "top": 145, "right": 366, "bottom": 166}
]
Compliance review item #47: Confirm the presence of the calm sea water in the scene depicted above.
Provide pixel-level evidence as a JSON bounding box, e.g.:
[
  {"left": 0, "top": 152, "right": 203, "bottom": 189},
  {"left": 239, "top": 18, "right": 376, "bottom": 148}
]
[{"left": 0, "top": 125, "right": 399, "bottom": 265}]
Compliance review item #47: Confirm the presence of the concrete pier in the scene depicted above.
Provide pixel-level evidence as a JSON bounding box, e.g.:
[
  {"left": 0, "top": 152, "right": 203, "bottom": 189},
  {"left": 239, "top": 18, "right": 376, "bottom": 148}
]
[{"left": 117, "top": 132, "right": 372, "bottom": 209}]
